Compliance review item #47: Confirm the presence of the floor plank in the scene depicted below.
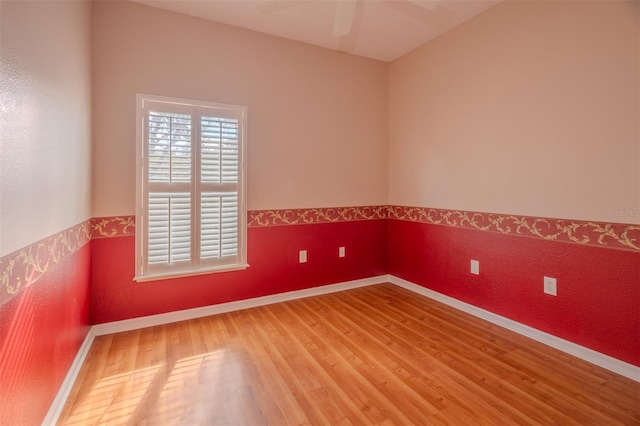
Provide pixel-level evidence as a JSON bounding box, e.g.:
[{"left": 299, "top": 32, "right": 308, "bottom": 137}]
[{"left": 58, "top": 283, "right": 640, "bottom": 425}]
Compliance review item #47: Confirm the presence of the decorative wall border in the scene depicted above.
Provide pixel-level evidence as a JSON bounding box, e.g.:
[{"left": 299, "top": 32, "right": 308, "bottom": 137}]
[
  {"left": 2, "top": 206, "right": 637, "bottom": 304},
  {"left": 91, "top": 216, "right": 135, "bottom": 239},
  {"left": 0, "top": 217, "right": 135, "bottom": 305},
  {"left": 388, "top": 206, "right": 640, "bottom": 253},
  {"left": 248, "top": 205, "right": 388, "bottom": 227},
  {"left": 0, "top": 221, "right": 92, "bottom": 305}
]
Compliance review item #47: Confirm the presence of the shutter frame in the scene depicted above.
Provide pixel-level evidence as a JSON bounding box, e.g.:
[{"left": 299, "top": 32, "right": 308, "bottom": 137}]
[{"left": 135, "top": 94, "right": 248, "bottom": 281}]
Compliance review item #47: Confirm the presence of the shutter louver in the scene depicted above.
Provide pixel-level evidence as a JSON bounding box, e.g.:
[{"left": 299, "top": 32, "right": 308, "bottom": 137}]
[
  {"left": 200, "top": 194, "right": 221, "bottom": 259},
  {"left": 200, "top": 115, "right": 239, "bottom": 260},
  {"left": 201, "top": 116, "right": 239, "bottom": 183},
  {"left": 148, "top": 193, "right": 191, "bottom": 264},
  {"left": 148, "top": 112, "right": 191, "bottom": 183},
  {"left": 221, "top": 194, "right": 238, "bottom": 256},
  {"left": 201, "top": 193, "right": 238, "bottom": 259},
  {"left": 147, "top": 110, "right": 193, "bottom": 267}
]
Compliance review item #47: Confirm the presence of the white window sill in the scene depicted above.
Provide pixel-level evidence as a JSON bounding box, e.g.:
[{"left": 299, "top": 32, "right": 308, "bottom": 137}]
[{"left": 134, "top": 263, "right": 249, "bottom": 283}]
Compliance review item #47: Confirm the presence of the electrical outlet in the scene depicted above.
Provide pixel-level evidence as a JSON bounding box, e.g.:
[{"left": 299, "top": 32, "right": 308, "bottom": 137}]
[
  {"left": 471, "top": 260, "right": 480, "bottom": 275},
  {"left": 339, "top": 246, "right": 346, "bottom": 258},
  {"left": 299, "top": 250, "right": 307, "bottom": 263},
  {"left": 544, "top": 276, "right": 557, "bottom": 296}
]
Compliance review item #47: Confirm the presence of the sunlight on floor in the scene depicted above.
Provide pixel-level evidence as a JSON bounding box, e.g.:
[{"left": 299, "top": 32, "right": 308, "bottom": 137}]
[
  {"left": 63, "top": 349, "right": 243, "bottom": 425},
  {"left": 147, "top": 349, "right": 246, "bottom": 424},
  {"left": 66, "top": 363, "right": 161, "bottom": 425}
]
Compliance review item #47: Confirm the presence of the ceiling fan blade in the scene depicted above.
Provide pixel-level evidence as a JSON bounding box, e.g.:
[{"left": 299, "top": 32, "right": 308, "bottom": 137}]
[
  {"left": 382, "top": 0, "right": 454, "bottom": 29},
  {"left": 256, "top": 0, "right": 304, "bottom": 15},
  {"left": 406, "top": 0, "right": 440, "bottom": 10},
  {"left": 333, "top": 0, "right": 357, "bottom": 37}
]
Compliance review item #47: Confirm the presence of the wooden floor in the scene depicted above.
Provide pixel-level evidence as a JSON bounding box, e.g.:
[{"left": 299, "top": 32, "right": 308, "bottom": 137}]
[{"left": 58, "top": 283, "right": 639, "bottom": 425}]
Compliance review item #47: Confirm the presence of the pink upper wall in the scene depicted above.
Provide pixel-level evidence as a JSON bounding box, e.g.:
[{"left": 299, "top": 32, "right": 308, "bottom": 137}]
[
  {"left": 0, "top": 0, "right": 93, "bottom": 257},
  {"left": 91, "top": 0, "right": 389, "bottom": 217},
  {"left": 388, "top": 0, "right": 639, "bottom": 224}
]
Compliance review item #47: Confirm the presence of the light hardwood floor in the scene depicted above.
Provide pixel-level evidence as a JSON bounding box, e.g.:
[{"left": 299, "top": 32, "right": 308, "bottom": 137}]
[{"left": 58, "top": 283, "right": 639, "bottom": 425}]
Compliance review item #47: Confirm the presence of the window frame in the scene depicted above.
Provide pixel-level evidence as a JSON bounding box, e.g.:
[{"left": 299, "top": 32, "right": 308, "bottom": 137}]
[{"left": 135, "top": 94, "right": 248, "bottom": 282}]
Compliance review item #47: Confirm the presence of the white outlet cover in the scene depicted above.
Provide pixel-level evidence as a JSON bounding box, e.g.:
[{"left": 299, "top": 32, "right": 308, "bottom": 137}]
[
  {"left": 339, "top": 246, "right": 345, "bottom": 257},
  {"left": 299, "top": 250, "right": 307, "bottom": 263},
  {"left": 471, "top": 260, "right": 480, "bottom": 275},
  {"left": 544, "top": 276, "right": 557, "bottom": 296}
]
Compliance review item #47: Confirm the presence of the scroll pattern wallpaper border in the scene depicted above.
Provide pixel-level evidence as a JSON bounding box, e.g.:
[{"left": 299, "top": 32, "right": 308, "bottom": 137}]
[
  {"left": 0, "top": 217, "right": 136, "bottom": 304},
  {"left": 248, "top": 205, "right": 388, "bottom": 226},
  {"left": 91, "top": 216, "right": 135, "bottom": 239},
  {"left": 1, "top": 221, "right": 92, "bottom": 305},
  {"left": 387, "top": 206, "right": 640, "bottom": 252},
  {"left": 2, "top": 207, "right": 638, "bottom": 304}
]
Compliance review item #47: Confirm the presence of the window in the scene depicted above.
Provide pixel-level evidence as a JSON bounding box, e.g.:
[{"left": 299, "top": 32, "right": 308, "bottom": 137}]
[{"left": 135, "top": 94, "right": 247, "bottom": 281}]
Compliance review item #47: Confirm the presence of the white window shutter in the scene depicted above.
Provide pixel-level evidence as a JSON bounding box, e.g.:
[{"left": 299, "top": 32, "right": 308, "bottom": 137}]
[
  {"left": 148, "top": 192, "right": 191, "bottom": 264},
  {"left": 136, "top": 94, "right": 247, "bottom": 281}
]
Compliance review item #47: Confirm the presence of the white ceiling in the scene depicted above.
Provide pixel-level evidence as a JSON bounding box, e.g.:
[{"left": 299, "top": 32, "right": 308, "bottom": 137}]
[{"left": 128, "top": 0, "right": 502, "bottom": 62}]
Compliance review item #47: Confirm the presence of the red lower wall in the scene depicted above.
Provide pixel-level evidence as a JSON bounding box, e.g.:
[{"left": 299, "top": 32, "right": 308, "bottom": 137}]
[
  {"left": 0, "top": 243, "right": 91, "bottom": 426},
  {"left": 0, "top": 209, "right": 637, "bottom": 426},
  {"left": 91, "top": 220, "right": 388, "bottom": 323},
  {"left": 388, "top": 219, "right": 640, "bottom": 366}
]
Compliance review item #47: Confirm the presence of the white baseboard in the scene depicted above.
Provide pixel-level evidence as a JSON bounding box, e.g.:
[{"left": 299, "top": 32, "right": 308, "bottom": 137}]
[
  {"left": 42, "top": 327, "right": 96, "bottom": 426},
  {"left": 92, "top": 275, "right": 389, "bottom": 336},
  {"left": 388, "top": 275, "right": 640, "bottom": 382}
]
